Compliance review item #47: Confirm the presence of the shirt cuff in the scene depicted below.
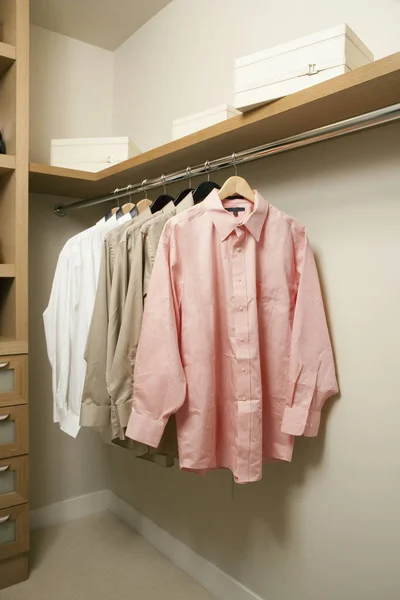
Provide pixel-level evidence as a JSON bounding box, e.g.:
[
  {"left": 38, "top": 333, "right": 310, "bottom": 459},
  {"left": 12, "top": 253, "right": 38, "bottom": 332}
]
[
  {"left": 281, "top": 405, "right": 309, "bottom": 436},
  {"left": 80, "top": 404, "right": 110, "bottom": 430},
  {"left": 303, "top": 410, "right": 321, "bottom": 437},
  {"left": 281, "top": 406, "right": 322, "bottom": 436},
  {"left": 125, "top": 411, "right": 166, "bottom": 447},
  {"left": 60, "top": 412, "right": 80, "bottom": 438}
]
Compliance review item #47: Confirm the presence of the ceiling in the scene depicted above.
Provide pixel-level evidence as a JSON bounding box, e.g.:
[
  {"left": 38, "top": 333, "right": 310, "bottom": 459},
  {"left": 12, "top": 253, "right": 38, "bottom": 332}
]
[{"left": 30, "top": 0, "right": 173, "bottom": 51}]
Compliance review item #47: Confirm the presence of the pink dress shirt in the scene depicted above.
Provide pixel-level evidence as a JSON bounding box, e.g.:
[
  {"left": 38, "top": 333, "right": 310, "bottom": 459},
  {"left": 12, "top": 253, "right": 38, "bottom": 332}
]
[{"left": 126, "top": 190, "right": 338, "bottom": 483}]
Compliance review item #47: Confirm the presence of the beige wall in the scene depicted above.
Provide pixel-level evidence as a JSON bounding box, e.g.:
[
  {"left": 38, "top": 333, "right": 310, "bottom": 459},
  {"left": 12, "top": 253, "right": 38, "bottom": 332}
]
[
  {"left": 30, "top": 25, "right": 114, "bottom": 163},
  {"left": 110, "top": 123, "right": 400, "bottom": 600},
  {"left": 29, "top": 194, "right": 110, "bottom": 509}
]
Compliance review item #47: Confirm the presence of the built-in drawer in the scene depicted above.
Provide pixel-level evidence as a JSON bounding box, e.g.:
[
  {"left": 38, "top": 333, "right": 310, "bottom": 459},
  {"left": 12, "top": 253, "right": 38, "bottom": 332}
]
[
  {"left": 0, "top": 406, "right": 28, "bottom": 459},
  {"left": 0, "top": 455, "right": 28, "bottom": 510},
  {"left": 0, "top": 503, "right": 29, "bottom": 561},
  {"left": 0, "top": 356, "right": 28, "bottom": 408}
]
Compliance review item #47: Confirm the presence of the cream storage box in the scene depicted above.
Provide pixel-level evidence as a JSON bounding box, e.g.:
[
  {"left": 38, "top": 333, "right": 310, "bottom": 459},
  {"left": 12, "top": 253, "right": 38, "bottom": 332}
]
[
  {"left": 50, "top": 137, "right": 141, "bottom": 172},
  {"left": 172, "top": 105, "right": 242, "bottom": 140},
  {"left": 234, "top": 24, "right": 374, "bottom": 112}
]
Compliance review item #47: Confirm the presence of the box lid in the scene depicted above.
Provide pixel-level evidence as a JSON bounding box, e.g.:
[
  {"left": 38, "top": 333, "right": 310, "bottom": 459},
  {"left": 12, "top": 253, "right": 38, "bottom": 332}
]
[
  {"left": 51, "top": 136, "right": 131, "bottom": 147},
  {"left": 236, "top": 24, "right": 373, "bottom": 68},
  {"left": 173, "top": 104, "right": 241, "bottom": 126}
]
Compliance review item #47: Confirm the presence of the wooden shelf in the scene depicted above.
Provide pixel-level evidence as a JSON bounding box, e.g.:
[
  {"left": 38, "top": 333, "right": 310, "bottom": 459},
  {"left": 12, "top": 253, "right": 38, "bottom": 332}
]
[
  {"left": 0, "top": 264, "right": 15, "bottom": 277},
  {"left": 0, "top": 338, "right": 27, "bottom": 355},
  {"left": 29, "top": 52, "right": 400, "bottom": 200},
  {"left": 0, "top": 154, "right": 16, "bottom": 176},
  {"left": 0, "top": 42, "right": 15, "bottom": 77}
]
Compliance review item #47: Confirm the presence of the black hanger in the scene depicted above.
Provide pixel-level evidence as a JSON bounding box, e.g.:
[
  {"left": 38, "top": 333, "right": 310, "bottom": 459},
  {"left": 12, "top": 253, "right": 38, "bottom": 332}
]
[
  {"left": 192, "top": 161, "right": 220, "bottom": 204},
  {"left": 150, "top": 175, "right": 174, "bottom": 214}
]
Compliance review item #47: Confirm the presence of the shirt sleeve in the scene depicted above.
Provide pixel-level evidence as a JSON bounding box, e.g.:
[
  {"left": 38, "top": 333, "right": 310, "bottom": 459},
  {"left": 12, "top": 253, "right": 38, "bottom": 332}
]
[
  {"left": 126, "top": 223, "right": 187, "bottom": 448},
  {"left": 281, "top": 231, "right": 338, "bottom": 437},
  {"left": 80, "top": 240, "right": 112, "bottom": 430},
  {"left": 43, "top": 240, "right": 75, "bottom": 426}
]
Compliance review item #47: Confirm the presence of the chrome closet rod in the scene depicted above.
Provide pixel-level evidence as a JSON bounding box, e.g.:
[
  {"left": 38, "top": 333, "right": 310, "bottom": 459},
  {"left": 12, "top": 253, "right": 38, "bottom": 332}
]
[{"left": 54, "top": 103, "right": 400, "bottom": 216}]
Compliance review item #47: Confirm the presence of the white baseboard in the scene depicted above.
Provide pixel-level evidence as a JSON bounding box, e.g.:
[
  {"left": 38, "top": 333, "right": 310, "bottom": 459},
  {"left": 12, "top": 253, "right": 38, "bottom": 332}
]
[
  {"left": 109, "top": 492, "right": 263, "bottom": 600},
  {"left": 31, "top": 489, "right": 262, "bottom": 600},
  {"left": 30, "top": 489, "right": 111, "bottom": 530}
]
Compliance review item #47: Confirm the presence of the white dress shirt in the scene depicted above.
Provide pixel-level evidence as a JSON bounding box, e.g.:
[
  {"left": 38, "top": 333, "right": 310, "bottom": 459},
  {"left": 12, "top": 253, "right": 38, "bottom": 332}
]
[{"left": 44, "top": 213, "right": 132, "bottom": 437}]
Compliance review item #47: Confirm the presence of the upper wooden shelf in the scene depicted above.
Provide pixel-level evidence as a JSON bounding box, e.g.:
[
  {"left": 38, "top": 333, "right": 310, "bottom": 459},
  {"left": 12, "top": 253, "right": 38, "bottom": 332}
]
[
  {"left": 29, "top": 52, "right": 400, "bottom": 200},
  {"left": 0, "top": 42, "right": 15, "bottom": 76}
]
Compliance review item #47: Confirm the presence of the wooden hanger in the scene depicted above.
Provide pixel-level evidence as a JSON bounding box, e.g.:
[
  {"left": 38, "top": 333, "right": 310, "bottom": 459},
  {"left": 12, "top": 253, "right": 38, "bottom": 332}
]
[
  {"left": 119, "top": 185, "right": 135, "bottom": 215},
  {"left": 218, "top": 176, "right": 255, "bottom": 202},
  {"left": 136, "top": 179, "right": 153, "bottom": 214},
  {"left": 136, "top": 198, "right": 152, "bottom": 214},
  {"left": 218, "top": 155, "right": 255, "bottom": 203}
]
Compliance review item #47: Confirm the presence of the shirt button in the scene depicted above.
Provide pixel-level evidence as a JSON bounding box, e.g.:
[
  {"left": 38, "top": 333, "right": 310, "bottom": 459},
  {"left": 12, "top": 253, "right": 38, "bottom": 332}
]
[
  {"left": 239, "top": 306, "right": 244, "bottom": 312},
  {"left": 241, "top": 367, "right": 246, "bottom": 372},
  {"left": 237, "top": 248, "right": 242, "bottom": 253},
  {"left": 240, "top": 338, "right": 245, "bottom": 343},
  {"left": 238, "top": 278, "right": 242, "bottom": 282}
]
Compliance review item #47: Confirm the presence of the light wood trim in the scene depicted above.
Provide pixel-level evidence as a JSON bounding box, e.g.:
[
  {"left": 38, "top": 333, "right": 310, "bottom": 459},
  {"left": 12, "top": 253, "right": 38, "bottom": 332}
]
[
  {"left": 0, "top": 0, "right": 17, "bottom": 46},
  {"left": 0, "top": 340, "right": 27, "bottom": 355},
  {"left": 29, "top": 52, "right": 400, "bottom": 199},
  {"left": 0, "top": 354, "right": 28, "bottom": 407},
  {"left": 0, "top": 405, "right": 28, "bottom": 459},
  {"left": 0, "top": 553, "right": 28, "bottom": 589},
  {"left": 0, "top": 264, "right": 15, "bottom": 277},
  {"left": 0, "top": 454, "right": 28, "bottom": 509},
  {"left": 0, "top": 41, "right": 15, "bottom": 77},
  {"left": 0, "top": 503, "right": 29, "bottom": 561},
  {"left": 0, "top": 154, "right": 15, "bottom": 175},
  {"left": 14, "top": 0, "right": 29, "bottom": 343}
]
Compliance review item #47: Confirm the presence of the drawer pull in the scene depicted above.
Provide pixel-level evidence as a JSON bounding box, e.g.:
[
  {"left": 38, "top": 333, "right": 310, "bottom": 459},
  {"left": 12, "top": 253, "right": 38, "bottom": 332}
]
[
  {"left": 0, "top": 465, "right": 9, "bottom": 472},
  {"left": 0, "top": 362, "right": 10, "bottom": 369},
  {"left": 0, "top": 414, "right": 10, "bottom": 421},
  {"left": 0, "top": 515, "right": 10, "bottom": 524}
]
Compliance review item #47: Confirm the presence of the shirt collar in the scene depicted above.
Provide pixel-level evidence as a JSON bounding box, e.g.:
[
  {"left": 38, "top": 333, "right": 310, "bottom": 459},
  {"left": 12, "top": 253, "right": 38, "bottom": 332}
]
[{"left": 204, "top": 189, "right": 268, "bottom": 242}]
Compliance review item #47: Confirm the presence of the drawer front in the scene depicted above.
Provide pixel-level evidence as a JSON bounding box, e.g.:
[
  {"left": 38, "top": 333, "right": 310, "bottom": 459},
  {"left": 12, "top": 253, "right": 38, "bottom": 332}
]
[
  {"left": 0, "top": 503, "right": 29, "bottom": 561},
  {"left": 0, "top": 355, "right": 28, "bottom": 407},
  {"left": 0, "top": 455, "right": 28, "bottom": 509},
  {"left": 0, "top": 406, "right": 29, "bottom": 459}
]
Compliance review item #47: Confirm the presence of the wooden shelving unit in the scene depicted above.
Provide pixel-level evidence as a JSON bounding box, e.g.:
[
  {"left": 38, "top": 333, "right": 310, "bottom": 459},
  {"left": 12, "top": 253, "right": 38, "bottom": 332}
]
[
  {"left": 0, "top": 264, "right": 15, "bottom": 277},
  {"left": 29, "top": 51, "right": 400, "bottom": 200},
  {"left": 0, "top": 0, "right": 29, "bottom": 590},
  {"left": 0, "top": 41, "right": 15, "bottom": 76},
  {"left": 0, "top": 153, "right": 16, "bottom": 175}
]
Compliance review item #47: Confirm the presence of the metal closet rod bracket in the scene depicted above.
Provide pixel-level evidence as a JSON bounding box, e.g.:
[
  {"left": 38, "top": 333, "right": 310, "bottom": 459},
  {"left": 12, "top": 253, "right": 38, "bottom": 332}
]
[{"left": 53, "top": 103, "right": 400, "bottom": 216}]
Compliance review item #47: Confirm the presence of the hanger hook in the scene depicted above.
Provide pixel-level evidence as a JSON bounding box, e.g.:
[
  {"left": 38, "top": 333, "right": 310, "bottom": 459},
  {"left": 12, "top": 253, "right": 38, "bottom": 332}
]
[
  {"left": 114, "top": 187, "right": 120, "bottom": 208},
  {"left": 142, "top": 179, "right": 148, "bottom": 199},
  {"left": 127, "top": 184, "right": 132, "bottom": 203},
  {"left": 161, "top": 174, "right": 167, "bottom": 195},
  {"left": 204, "top": 160, "right": 211, "bottom": 182},
  {"left": 231, "top": 153, "right": 238, "bottom": 177},
  {"left": 186, "top": 166, "right": 192, "bottom": 188}
]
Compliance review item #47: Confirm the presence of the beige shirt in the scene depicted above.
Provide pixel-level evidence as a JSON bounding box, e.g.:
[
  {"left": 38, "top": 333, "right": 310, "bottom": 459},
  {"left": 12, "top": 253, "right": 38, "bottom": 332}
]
[
  {"left": 80, "top": 209, "right": 153, "bottom": 431},
  {"left": 80, "top": 193, "right": 193, "bottom": 462}
]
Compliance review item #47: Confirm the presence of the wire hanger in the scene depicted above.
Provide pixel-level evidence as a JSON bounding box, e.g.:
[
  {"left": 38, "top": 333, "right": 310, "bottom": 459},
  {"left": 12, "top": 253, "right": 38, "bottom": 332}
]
[
  {"left": 105, "top": 188, "right": 121, "bottom": 221},
  {"left": 193, "top": 159, "right": 221, "bottom": 204},
  {"left": 150, "top": 174, "right": 175, "bottom": 214},
  {"left": 136, "top": 180, "right": 152, "bottom": 214},
  {"left": 174, "top": 166, "right": 194, "bottom": 206},
  {"left": 218, "top": 153, "right": 255, "bottom": 203}
]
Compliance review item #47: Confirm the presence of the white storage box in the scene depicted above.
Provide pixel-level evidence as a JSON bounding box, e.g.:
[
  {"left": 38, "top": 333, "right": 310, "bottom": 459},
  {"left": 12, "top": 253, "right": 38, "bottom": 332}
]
[
  {"left": 50, "top": 137, "right": 141, "bottom": 172},
  {"left": 234, "top": 24, "right": 374, "bottom": 112},
  {"left": 172, "top": 105, "right": 242, "bottom": 140}
]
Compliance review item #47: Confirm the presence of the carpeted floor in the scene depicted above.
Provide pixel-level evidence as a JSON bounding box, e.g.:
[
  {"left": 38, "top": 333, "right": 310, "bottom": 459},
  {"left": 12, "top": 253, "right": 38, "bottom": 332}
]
[{"left": 0, "top": 512, "right": 216, "bottom": 600}]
